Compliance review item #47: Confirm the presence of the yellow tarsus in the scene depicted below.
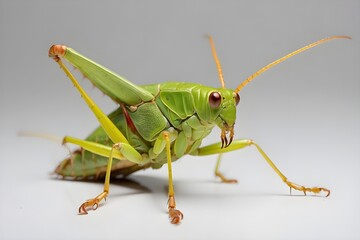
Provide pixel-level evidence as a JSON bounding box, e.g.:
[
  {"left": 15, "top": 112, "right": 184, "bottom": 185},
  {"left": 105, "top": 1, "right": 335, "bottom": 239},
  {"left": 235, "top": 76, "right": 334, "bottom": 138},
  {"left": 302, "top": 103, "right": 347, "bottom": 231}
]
[{"left": 234, "top": 36, "right": 351, "bottom": 93}]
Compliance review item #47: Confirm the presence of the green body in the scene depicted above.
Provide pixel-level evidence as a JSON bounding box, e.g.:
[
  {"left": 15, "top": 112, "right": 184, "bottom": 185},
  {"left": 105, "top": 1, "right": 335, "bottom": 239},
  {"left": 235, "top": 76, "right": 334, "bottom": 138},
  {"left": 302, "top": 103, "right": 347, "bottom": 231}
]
[
  {"left": 50, "top": 37, "right": 342, "bottom": 220},
  {"left": 56, "top": 48, "right": 238, "bottom": 178}
]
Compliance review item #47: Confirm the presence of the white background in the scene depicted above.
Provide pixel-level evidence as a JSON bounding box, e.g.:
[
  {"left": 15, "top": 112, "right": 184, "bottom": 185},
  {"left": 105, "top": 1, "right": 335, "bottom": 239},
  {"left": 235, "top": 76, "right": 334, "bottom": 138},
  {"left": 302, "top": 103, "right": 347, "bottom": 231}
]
[{"left": 1, "top": 1, "right": 359, "bottom": 239}]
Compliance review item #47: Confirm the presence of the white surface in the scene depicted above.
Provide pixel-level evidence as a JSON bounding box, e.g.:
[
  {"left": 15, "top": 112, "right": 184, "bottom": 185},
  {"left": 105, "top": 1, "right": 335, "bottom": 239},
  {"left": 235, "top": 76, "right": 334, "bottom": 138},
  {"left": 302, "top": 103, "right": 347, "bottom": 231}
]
[{"left": 1, "top": 1, "right": 359, "bottom": 239}]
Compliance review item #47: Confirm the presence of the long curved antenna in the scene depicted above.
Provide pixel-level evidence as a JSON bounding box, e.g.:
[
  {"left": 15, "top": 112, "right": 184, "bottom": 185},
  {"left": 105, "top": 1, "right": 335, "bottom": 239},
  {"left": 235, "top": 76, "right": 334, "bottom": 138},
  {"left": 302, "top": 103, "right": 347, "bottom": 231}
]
[
  {"left": 208, "top": 35, "right": 226, "bottom": 88},
  {"left": 18, "top": 131, "right": 63, "bottom": 143},
  {"left": 234, "top": 36, "right": 351, "bottom": 93}
]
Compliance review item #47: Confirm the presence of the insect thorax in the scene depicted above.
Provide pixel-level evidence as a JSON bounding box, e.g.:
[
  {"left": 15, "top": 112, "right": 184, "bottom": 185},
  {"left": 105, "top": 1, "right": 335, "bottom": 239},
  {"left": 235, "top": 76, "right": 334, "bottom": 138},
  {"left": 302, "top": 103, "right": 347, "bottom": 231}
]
[{"left": 146, "top": 114, "right": 215, "bottom": 169}]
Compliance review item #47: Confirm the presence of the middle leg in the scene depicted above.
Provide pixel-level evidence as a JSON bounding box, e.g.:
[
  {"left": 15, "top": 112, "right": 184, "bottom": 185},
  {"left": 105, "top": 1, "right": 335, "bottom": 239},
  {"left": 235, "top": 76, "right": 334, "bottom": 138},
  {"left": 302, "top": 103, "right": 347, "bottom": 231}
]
[{"left": 162, "top": 132, "right": 183, "bottom": 224}]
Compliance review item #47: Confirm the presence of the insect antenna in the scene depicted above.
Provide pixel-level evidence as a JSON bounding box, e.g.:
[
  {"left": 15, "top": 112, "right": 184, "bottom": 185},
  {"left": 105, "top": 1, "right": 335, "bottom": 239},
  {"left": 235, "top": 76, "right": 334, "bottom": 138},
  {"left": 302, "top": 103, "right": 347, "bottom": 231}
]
[
  {"left": 18, "top": 131, "right": 63, "bottom": 143},
  {"left": 208, "top": 35, "right": 226, "bottom": 88},
  {"left": 234, "top": 36, "right": 351, "bottom": 93}
]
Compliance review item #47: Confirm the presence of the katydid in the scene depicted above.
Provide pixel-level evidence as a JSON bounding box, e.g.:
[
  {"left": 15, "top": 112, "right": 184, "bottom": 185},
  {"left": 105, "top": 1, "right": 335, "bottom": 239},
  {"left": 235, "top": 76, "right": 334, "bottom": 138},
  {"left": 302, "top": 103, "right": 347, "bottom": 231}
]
[{"left": 49, "top": 35, "right": 350, "bottom": 224}]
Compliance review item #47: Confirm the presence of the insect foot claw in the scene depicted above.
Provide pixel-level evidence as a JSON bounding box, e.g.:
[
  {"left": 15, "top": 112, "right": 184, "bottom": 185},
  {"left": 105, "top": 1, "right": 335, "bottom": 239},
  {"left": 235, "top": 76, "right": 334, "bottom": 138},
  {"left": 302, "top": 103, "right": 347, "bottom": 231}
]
[
  {"left": 78, "top": 199, "right": 99, "bottom": 215},
  {"left": 285, "top": 180, "right": 330, "bottom": 197},
  {"left": 215, "top": 172, "right": 238, "bottom": 184},
  {"left": 168, "top": 208, "right": 184, "bottom": 225},
  {"left": 78, "top": 192, "right": 108, "bottom": 215}
]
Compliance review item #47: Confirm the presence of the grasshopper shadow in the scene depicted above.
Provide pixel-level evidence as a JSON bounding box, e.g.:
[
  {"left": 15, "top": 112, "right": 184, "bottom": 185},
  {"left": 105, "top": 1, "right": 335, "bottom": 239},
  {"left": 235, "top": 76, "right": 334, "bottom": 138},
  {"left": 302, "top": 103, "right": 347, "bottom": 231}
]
[{"left": 52, "top": 174, "right": 321, "bottom": 214}]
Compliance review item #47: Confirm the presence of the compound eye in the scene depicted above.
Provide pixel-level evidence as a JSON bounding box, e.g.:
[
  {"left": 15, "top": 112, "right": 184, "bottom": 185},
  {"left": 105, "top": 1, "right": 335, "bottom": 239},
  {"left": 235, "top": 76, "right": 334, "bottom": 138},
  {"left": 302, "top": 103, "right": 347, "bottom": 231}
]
[
  {"left": 209, "top": 91, "right": 221, "bottom": 108},
  {"left": 234, "top": 93, "right": 240, "bottom": 106}
]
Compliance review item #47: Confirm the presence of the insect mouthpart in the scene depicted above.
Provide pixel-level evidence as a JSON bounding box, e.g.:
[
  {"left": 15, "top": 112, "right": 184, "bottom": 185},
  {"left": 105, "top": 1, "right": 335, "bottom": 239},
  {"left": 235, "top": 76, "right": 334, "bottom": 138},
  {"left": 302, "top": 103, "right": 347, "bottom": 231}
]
[{"left": 221, "top": 123, "right": 234, "bottom": 148}]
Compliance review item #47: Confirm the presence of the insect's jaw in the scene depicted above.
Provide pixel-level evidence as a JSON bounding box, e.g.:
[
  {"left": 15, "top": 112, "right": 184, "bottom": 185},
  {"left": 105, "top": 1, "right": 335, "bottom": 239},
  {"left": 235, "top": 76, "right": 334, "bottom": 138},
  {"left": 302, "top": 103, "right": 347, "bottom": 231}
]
[{"left": 220, "top": 123, "right": 234, "bottom": 149}]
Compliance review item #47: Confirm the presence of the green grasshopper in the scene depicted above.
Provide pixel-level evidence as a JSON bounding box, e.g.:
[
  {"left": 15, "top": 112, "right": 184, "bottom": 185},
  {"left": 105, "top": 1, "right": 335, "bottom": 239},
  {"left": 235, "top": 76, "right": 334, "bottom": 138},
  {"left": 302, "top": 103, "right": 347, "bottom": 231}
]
[{"left": 49, "top": 35, "right": 349, "bottom": 224}]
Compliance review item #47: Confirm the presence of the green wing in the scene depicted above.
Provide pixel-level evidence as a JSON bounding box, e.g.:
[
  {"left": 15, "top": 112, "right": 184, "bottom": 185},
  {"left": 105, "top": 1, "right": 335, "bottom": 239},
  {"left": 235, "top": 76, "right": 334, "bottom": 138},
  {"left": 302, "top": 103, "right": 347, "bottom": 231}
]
[{"left": 63, "top": 48, "right": 154, "bottom": 105}]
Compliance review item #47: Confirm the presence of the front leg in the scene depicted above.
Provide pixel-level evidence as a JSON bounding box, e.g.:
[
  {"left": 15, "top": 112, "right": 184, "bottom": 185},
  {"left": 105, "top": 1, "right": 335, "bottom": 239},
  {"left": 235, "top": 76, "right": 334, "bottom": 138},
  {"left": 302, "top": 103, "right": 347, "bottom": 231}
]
[
  {"left": 192, "top": 139, "right": 330, "bottom": 197},
  {"left": 214, "top": 153, "right": 238, "bottom": 183}
]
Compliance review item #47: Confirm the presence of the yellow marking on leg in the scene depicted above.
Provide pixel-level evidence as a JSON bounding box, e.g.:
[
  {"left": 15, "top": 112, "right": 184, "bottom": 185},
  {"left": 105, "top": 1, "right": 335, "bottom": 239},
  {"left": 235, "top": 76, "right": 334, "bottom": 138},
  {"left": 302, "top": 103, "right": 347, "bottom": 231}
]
[
  {"left": 78, "top": 143, "right": 119, "bottom": 214},
  {"left": 251, "top": 141, "right": 286, "bottom": 181},
  {"left": 63, "top": 136, "right": 124, "bottom": 160},
  {"left": 163, "top": 131, "right": 183, "bottom": 224},
  {"left": 164, "top": 132, "right": 174, "bottom": 197},
  {"left": 56, "top": 59, "right": 128, "bottom": 145},
  {"left": 250, "top": 140, "right": 330, "bottom": 197},
  {"left": 196, "top": 139, "right": 330, "bottom": 197}
]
